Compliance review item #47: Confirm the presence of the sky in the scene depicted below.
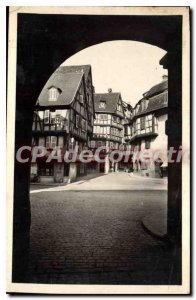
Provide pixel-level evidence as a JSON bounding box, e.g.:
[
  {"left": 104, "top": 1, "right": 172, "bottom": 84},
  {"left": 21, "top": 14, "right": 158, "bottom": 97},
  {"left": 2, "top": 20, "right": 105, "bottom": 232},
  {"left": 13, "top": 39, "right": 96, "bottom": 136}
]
[{"left": 62, "top": 41, "right": 167, "bottom": 107}]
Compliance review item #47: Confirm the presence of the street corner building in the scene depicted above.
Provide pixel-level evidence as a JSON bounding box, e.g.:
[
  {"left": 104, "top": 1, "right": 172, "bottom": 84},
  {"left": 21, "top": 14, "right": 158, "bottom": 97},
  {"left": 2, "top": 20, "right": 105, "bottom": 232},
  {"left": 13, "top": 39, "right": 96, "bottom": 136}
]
[
  {"left": 31, "top": 65, "right": 95, "bottom": 183},
  {"left": 124, "top": 75, "right": 168, "bottom": 178}
]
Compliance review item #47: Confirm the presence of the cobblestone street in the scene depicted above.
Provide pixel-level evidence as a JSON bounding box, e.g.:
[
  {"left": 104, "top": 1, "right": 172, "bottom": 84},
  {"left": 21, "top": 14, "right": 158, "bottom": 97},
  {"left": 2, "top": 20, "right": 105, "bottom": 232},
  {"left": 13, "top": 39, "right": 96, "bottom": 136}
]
[{"left": 28, "top": 173, "right": 181, "bottom": 284}]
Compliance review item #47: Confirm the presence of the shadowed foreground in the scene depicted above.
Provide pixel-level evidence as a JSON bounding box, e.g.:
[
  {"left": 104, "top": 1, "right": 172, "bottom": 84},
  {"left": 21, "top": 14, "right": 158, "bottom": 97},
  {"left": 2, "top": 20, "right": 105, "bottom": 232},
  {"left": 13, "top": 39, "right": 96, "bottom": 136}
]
[{"left": 26, "top": 189, "right": 181, "bottom": 284}]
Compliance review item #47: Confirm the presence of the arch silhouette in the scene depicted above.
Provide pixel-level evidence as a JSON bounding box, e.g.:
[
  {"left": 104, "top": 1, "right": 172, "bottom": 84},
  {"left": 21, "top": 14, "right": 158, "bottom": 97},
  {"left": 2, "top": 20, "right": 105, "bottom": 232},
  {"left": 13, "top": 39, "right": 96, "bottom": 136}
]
[{"left": 13, "top": 13, "right": 182, "bottom": 282}]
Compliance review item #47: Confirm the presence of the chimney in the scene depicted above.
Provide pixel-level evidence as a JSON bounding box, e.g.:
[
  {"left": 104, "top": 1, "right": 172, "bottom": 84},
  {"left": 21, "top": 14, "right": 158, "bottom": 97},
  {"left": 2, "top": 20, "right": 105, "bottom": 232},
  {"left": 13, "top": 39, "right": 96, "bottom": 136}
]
[
  {"left": 108, "top": 88, "right": 112, "bottom": 93},
  {"left": 162, "top": 75, "right": 168, "bottom": 82}
]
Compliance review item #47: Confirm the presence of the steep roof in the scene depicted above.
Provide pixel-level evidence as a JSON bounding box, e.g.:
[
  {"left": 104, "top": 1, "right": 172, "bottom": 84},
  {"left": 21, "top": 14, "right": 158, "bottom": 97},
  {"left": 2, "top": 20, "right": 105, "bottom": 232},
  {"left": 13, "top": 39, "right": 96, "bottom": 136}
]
[
  {"left": 137, "top": 93, "right": 168, "bottom": 117},
  {"left": 94, "top": 93, "right": 121, "bottom": 113},
  {"left": 37, "top": 71, "right": 83, "bottom": 107},
  {"left": 131, "top": 80, "right": 168, "bottom": 118},
  {"left": 56, "top": 65, "right": 91, "bottom": 82},
  {"left": 144, "top": 80, "right": 168, "bottom": 98}
]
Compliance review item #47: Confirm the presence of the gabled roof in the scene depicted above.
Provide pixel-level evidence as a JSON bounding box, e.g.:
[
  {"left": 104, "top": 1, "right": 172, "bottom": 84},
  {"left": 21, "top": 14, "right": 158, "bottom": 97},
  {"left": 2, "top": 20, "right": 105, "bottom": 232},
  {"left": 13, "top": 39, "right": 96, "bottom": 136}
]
[
  {"left": 56, "top": 65, "right": 91, "bottom": 82},
  {"left": 94, "top": 93, "right": 121, "bottom": 113},
  {"left": 37, "top": 71, "right": 83, "bottom": 107}
]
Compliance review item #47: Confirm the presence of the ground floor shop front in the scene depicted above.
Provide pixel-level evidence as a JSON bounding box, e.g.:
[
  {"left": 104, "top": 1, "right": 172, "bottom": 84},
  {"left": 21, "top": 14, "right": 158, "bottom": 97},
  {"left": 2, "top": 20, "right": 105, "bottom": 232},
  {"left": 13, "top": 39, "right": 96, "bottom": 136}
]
[{"left": 30, "top": 160, "right": 88, "bottom": 184}]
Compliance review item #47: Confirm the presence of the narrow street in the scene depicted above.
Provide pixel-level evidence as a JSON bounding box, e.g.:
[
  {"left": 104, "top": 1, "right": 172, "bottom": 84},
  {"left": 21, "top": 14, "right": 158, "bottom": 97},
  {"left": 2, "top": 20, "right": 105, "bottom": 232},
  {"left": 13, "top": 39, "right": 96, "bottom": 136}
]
[{"left": 27, "top": 173, "right": 181, "bottom": 284}]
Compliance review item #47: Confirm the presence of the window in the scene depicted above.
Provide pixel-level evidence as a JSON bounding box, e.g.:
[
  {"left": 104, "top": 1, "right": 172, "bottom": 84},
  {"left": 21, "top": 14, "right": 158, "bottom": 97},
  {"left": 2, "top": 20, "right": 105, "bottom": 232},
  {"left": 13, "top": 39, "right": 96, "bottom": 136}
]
[
  {"left": 50, "top": 112, "right": 56, "bottom": 124},
  {"left": 55, "top": 114, "right": 61, "bottom": 125},
  {"left": 163, "top": 92, "right": 168, "bottom": 105},
  {"left": 79, "top": 94, "right": 84, "bottom": 104},
  {"left": 58, "top": 137, "right": 64, "bottom": 148},
  {"left": 46, "top": 136, "right": 57, "bottom": 148},
  {"left": 98, "top": 141, "right": 102, "bottom": 147},
  {"left": 124, "top": 125, "right": 128, "bottom": 135},
  {"left": 70, "top": 109, "right": 73, "bottom": 120},
  {"left": 49, "top": 87, "right": 59, "bottom": 101},
  {"left": 51, "top": 136, "right": 57, "bottom": 148},
  {"left": 44, "top": 110, "right": 50, "bottom": 124},
  {"left": 81, "top": 119, "right": 87, "bottom": 131},
  {"left": 80, "top": 106, "right": 84, "bottom": 115},
  {"left": 99, "top": 101, "right": 106, "bottom": 109},
  {"left": 113, "top": 116, "right": 117, "bottom": 123},
  {"left": 100, "top": 114, "right": 107, "bottom": 121},
  {"left": 46, "top": 136, "right": 50, "bottom": 148},
  {"left": 145, "top": 100, "right": 149, "bottom": 110},
  {"left": 76, "top": 115, "right": 80, "bottom": 128},
  {"left": 133, "top": 122, "right": 136, "bottom": 134},
  {"left": 141, "top": 100, "right": 149, "bottom": 111},
  {"left": 38, "top": 162, "right": 54, "bottom": 176},
  {"left": 140, "top": 116, "right": 145, "bottom": 130},
  {"left": 117, "top": 101, "right": 122, "bottom": 112},
  {"left": 91, "top": 141, "right": 96, "bottom": 148},
  {"left": 39, "top": 137, "right": 45, "bottom": 147},
  {"left": 145, "top": 140, "right": 151, "bottom": 149}
]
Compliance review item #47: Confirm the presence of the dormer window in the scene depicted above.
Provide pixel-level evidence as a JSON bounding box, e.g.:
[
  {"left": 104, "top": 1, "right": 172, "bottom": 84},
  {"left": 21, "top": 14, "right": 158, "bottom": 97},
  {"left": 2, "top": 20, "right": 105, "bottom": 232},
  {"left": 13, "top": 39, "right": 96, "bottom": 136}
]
[
  {"left": 49, "top": 87, "right": 59, "bottom": 101},
  {"left": 163, "top": 92, "right": 168, "bottom": 105},
  {"left": 99, "top": 101, "right": 106, "bottom": 109},
  {"left": 141, "top": 100, "right": 149, "bottom": 111},
  {"left": 117, "top": 102, "right": 122, "bottom": 112},
  {"left": 136, "top": 105, "right": 140, "bottom": 114}
]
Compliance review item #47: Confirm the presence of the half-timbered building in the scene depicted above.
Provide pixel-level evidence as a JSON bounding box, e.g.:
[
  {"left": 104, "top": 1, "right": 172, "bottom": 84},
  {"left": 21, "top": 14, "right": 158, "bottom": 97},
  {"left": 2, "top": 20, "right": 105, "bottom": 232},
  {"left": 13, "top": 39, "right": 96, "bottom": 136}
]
[
  {"left": 31, "top": 65, "right": 95, "bottom": 183},
  {"left": 126, "top": 76, "right": 168, "bottom": 177},
  {"left": 89, "top": 90, "right": 125, "bottom": 173}
]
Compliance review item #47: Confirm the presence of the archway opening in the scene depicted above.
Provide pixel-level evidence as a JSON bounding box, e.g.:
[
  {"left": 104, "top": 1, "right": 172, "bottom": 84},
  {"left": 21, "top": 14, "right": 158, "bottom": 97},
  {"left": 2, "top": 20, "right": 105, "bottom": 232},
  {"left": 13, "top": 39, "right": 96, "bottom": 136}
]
[
  {"left": 12, "top": 12, "right": 182, "bottom": 284},
  {"left": 26, "top": 40, "right": 173, "bottom": 285}
]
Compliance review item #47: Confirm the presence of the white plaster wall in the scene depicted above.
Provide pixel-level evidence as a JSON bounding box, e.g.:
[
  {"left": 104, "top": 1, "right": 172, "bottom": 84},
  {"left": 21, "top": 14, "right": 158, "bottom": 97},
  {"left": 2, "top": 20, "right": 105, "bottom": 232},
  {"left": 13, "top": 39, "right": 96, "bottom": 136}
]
[{"left": 151, "top": 114, "right": 167, "bottom": 152}]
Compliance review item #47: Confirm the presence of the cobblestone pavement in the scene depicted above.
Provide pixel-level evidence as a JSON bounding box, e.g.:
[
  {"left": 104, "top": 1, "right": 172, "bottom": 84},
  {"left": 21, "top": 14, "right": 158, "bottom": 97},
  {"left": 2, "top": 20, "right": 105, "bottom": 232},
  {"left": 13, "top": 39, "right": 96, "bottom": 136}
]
[{"left": 27, "top": 180, "right": 181, "bottom": 284}]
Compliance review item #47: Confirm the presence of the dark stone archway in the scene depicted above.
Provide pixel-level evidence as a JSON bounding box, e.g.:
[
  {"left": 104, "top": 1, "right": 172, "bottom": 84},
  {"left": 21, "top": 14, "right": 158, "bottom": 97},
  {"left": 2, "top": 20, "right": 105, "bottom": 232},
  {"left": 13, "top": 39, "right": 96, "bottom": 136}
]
[{"left": 13, "top": 13, "right": 182, "bottom": 281}]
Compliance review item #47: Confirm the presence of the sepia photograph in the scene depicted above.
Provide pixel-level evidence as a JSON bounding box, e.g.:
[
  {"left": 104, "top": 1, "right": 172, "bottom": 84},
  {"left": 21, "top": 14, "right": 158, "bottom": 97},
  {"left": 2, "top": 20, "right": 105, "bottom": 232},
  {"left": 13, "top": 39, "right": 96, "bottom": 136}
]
[{"left": 6, "top": 6, "right": 190, "bottom": 294}]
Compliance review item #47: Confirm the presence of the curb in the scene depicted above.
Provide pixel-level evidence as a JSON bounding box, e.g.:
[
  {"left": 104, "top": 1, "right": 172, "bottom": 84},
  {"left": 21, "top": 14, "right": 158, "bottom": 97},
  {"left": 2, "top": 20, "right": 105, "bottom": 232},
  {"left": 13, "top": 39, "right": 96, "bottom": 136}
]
[
  {"left": 141, "top": 220, "right": 167, "bottom": 242},
  {"left": 141, "top": 211, "right": 167, "bottom": 241}
]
